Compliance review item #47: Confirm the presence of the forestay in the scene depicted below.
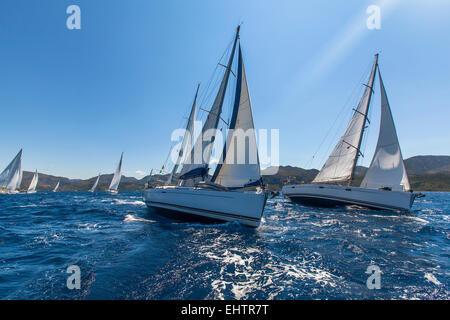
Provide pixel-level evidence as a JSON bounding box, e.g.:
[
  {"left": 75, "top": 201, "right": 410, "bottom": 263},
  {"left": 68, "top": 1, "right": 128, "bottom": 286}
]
[{"left": 360, "top": 70, "right": 410, "bottom": 191}]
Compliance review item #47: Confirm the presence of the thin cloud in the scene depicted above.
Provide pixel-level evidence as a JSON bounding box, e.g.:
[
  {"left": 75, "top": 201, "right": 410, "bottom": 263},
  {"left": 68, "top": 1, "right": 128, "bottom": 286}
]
[{"left": 135, "top": 170, "right": 146, "bottom": 176}]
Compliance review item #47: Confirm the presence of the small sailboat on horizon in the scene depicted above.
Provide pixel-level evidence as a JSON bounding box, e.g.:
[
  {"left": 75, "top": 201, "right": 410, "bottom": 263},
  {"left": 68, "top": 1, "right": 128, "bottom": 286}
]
[
  {"left": 108, "top": 153, "right": 123, "bottom": 194},
  {"left": 53, "top": 180, "right": 60, "bottom": 192},
  {"left": 0, "top": 149, "right": 23, "bottom": 194},
  {"left": 89, "top": 173, "right": 100, "bottom": 193},
  {"left": 143, "top": 26, "right": 268, "bottom": 227},
  {"left": 27, "top": 170, "right": 38, "bottom": 194},
  {"left": 283, "top": 54, "right": 419, "bottom": 211}
]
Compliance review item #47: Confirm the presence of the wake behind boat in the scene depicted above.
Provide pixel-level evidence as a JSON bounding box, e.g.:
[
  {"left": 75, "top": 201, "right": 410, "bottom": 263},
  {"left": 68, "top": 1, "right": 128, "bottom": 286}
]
[
  {"left": 143, "top": 26, "right": 268, "bottom": 227},
  {"left": 283, "top": 54, "right": 417, "bottom": 211}
]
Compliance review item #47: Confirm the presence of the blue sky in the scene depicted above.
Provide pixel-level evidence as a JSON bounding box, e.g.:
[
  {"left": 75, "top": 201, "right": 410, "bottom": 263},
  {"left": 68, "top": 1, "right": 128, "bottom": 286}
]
[{"left": 0, "top": 0, "right": 449, "bottom": 179}]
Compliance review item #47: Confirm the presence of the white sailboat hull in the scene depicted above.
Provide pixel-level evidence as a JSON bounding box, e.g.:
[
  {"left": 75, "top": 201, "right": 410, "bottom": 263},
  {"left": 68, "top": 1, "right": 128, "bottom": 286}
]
[
  {"left": 282, "top": 184, "right": 415, "bottom": 211},
  {"left": 143, "top": 187, "right": 267, "bottom": 227}
]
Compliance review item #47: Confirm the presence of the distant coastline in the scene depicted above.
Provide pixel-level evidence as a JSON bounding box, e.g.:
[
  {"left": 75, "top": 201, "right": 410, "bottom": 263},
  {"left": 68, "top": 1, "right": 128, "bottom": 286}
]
[{"left": 12, "top": 155, "right": 450, "bottom": 192}]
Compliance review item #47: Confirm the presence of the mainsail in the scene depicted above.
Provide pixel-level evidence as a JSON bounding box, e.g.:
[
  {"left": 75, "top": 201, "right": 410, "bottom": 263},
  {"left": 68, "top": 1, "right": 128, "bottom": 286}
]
[
  {"left": 169, "top": 84, "right": 199, "bottom": 184},
  {"left": 90, "top": 174, "right": 100, "bottom": 192},
  {"left": 53, "top": 181, "right": 60, "bottom": 192},
  {"left": 360, "top": 69, "right": 410, "bottom": 191},
  {"left": 180, "top": 26, "right": 240, "bottom": 180},
  {"left": 0, "top": 149, "right": 23, "bottom": 191},
  {"left": 108, "top": 153, "right": 123, "bottom": 192},
  {"left": 313, "top": 54, "right": 378, "bottom": 184},
  {"left": 211, "top": 45, "right": 261, "bottom": 188},
  {"left": 28, "top": 170, "right": 38, "bottom": 192}
]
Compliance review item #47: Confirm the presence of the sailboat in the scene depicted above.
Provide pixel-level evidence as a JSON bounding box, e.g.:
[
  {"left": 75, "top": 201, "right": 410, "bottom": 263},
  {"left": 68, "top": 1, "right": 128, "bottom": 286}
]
[
  {"left": 27, "top": 170, "right": 38, "bottom": 194},
  {"left": 89, "top": 173, "right": 100, "bottom": 193},
  {"left": 283, "top": 54, "right": 418, "bottom": 211},
  {"left": 53, "top": 180, "right": 60, "bottom": 192},
  {"left": 0, "top": 149, "right": 23, "bottom": 194},
  {"left": 143, "top": 26, "right": 267, "bottom": 227},
  {"left": 108, "top": 153, "right": 123, "bottom": 193},
  {"left": 143, "top": 27, "right": 267, "bottom": 227}
]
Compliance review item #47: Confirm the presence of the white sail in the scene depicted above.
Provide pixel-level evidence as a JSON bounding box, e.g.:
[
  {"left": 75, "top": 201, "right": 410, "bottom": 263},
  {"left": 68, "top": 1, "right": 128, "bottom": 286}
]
[
  {"left": 28, "top": 170, "right": 38, "bottom": 192},
  {"left": 90, "top": 174, "right": 100, "bottom": 192},
  {"left": 180, "top": 27, "right": 240, "bottom": 180},
  {"left": 169, "top": 84, "right": 199, "bottom": 183},
  {"left": 212, "top": 46, "right": 261, "bottom": 188},
  {"left": 360, "top": 69, "right": 410, "bottom": 191},
  {"left": 53, "top": 181, "right": 60, "bottom": 192},
  {"left": 108, "top": 153, "right": 123, "bottom": 192},
  {"left": 0, "top": 149, "right": 23, "bottom": 191},
  {"left": 313, "top": 55, "right": 378, "bottom": 184}
]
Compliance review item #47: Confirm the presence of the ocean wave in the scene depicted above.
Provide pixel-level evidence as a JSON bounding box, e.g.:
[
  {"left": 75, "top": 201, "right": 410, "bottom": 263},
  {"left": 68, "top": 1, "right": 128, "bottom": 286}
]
[{"left": 123, "top": 214, "right": 155, "bottom": 223}]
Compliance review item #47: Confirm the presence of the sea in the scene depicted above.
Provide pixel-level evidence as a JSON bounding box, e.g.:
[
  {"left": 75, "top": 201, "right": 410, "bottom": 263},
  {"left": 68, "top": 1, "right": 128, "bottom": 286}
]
[{"left": 0, "top": 191, "right": 448, "bottom": 300}]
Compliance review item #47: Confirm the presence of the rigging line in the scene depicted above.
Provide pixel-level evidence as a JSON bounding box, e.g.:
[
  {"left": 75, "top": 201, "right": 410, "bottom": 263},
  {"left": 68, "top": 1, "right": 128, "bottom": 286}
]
[
  {"left": 309, "top": 59, "right": 373, "bottom": 170},
  {"left": 162, "top": 89, "right": 197, "bottom": 173},
  {"left": 199, "top": 34, "right": 235, "bottom": 113},
  {"left": 198, "top": 38, "right": 234, "bottom": 111}
]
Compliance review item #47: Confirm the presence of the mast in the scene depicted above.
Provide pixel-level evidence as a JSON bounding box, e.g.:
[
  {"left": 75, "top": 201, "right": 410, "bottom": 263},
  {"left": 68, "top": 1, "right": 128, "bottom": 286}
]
[
  {"left": 179, "top": 25, "right": 241, "bottom": 180},
  {"left": 348, "top": 53, "right": 378, "bottom": 185}
]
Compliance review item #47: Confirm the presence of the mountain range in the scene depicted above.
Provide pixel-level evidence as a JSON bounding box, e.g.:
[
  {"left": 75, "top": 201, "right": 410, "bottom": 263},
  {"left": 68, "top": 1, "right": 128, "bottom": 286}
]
[{"left": 16, "top": 155, "right": 450, "bottom": 192}]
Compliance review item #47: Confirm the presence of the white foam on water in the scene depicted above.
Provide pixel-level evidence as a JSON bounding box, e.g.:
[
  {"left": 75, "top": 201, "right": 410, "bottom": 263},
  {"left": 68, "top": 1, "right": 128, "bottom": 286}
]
[
  {"left": 424, "top": 273, "right": 442, "bottom": 286},
  {"left": 114, "top": 199, "right": 146, "bottom": 206},
  {"left": 309, "top": 219, "right": 340, "bottom": 228},
  {"left": 15, "top": 204, "right": 38, "bottom": 208},
  {"left": 124, "top": 214, "right": 155, "bottom": 223},
  {"left": 199, "top": 233, "right": 340, "bottom": 299}
]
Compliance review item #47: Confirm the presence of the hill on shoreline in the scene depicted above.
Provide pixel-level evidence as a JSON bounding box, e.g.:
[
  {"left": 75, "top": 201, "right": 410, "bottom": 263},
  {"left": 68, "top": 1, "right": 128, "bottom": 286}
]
[{"left": 16, "top": 155, "right": 450, "bottom": 192}]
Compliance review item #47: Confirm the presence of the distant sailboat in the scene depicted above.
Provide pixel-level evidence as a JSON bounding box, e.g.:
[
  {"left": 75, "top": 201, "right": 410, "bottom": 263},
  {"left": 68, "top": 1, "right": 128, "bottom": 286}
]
[
  {"left": 53, "top": 180, "right": 60, "bottom": 192},
  {"left": 108, "top": 153, "right": 123, "bottom": 193},
  {"left": 0, "top": 149, "right": 23, "bottom": 194},
  {"left": 283, "top": 54, "right": 418, "bottom": 211},
  {"left": 89, "top": 174, "right": 100, "bottom": 193},
  {"left": 27, "top": 170, "right": 38, "bottom": 194},
  {"left": 143, "top": 26, "right": 267, "bottom": 227}
]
